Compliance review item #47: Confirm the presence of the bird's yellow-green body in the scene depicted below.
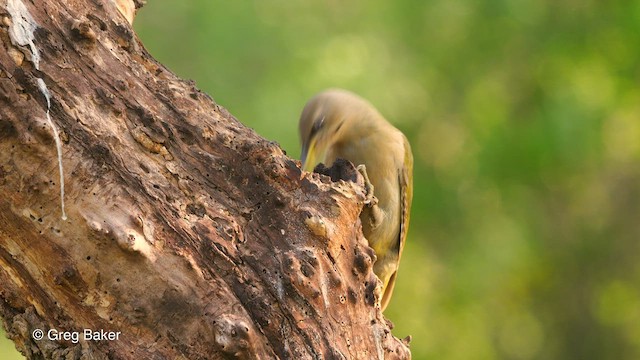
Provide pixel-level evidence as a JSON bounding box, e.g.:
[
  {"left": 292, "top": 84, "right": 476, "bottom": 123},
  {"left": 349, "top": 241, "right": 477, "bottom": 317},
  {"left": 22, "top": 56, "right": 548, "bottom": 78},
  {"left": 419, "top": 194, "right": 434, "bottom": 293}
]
[{"left": 299, "top": 89, "right": 413, "bottom": 310}]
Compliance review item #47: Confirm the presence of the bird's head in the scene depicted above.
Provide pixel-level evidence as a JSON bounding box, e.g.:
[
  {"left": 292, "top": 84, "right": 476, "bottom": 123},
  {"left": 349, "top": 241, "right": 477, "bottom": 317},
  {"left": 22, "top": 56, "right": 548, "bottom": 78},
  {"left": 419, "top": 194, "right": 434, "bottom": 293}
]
[{"left": 298, "top": 89, "right": 372, "bottom": 171}]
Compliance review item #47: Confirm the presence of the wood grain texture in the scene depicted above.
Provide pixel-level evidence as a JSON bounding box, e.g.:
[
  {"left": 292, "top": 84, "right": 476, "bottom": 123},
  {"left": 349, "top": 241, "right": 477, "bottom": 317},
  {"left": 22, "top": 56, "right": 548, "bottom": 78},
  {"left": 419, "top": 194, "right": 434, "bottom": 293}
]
[{"left": 0, "top": 0, "right": 411, "bottom": 358}]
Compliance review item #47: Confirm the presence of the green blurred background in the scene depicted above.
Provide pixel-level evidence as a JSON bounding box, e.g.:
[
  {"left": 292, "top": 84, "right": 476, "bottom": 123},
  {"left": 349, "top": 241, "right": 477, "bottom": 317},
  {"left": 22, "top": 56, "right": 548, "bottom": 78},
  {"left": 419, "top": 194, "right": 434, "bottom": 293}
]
[{"left": 3, "top": 1, "right": 640, "bottom": 359}]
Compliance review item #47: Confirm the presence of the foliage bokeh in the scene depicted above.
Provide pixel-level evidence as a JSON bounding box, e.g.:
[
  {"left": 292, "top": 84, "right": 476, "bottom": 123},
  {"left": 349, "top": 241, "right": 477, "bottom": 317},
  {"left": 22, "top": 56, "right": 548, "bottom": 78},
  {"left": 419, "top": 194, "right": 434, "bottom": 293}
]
[{"left": 3, "top": 1, "right": 640, "bottom": 359}]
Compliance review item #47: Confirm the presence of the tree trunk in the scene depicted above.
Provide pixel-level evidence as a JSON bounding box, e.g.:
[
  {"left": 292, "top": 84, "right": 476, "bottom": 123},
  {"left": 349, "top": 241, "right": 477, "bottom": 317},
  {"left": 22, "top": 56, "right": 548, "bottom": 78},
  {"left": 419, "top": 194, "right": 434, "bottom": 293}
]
[{"left": 0, "top": 0, "right": 411, "bottom": 359}]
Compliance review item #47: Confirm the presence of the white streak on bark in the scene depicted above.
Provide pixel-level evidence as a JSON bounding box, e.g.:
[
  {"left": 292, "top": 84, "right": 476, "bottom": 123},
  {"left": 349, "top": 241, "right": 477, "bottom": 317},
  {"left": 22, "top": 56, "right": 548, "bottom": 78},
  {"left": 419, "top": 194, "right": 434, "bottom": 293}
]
[
  {"left": 37, "top": 78, "right": 66, "bottom": 220},
  {"left": 8, "top": 0, "right": 67, "bottom": 220}
]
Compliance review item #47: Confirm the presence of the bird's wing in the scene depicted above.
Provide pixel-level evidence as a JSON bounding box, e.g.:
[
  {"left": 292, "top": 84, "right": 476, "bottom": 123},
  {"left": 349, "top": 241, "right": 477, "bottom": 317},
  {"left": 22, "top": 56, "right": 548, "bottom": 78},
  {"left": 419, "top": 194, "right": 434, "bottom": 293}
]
[
  {"left": 380, "top": 135, "right": 413, "bottom": 310},
  {"left": 398, "top": 134, "right": 413, "bottom": 260}
]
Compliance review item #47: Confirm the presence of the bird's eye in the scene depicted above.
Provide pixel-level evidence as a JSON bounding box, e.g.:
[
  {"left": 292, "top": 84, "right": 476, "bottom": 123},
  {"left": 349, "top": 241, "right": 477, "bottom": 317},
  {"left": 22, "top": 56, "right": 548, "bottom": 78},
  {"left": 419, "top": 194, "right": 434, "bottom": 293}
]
[{"left": 310, "top": 116, "right": 325, "bottom": 137}]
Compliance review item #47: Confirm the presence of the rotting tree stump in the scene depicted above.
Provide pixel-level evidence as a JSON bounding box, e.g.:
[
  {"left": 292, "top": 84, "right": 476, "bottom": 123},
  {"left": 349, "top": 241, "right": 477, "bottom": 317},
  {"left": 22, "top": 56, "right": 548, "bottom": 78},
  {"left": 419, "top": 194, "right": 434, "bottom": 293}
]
[{"left": 0, "top": 0, "right": 411, "bottom": 358}]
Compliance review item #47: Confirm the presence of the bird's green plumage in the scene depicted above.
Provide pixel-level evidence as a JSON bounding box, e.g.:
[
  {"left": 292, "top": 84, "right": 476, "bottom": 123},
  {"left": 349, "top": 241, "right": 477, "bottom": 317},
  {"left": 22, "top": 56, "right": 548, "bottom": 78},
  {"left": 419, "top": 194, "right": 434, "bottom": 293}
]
[{"left": 299, "top": 89, "right": 413, "bottom": 310}]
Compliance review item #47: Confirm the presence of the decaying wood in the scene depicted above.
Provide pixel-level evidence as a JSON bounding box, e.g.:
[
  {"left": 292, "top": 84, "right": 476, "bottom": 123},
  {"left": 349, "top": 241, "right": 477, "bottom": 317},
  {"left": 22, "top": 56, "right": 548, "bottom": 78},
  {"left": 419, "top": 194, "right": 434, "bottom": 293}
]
[{"left": 0, "top": 0, "right": 411, "bottom": 358}]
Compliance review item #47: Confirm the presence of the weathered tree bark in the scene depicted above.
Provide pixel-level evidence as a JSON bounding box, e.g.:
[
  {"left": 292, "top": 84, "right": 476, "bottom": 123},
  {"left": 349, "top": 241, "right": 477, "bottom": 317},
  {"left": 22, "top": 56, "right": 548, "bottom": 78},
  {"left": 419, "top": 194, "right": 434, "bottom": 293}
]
[{"left": 0, "top": 0, "right": 411, "bottom": 359}]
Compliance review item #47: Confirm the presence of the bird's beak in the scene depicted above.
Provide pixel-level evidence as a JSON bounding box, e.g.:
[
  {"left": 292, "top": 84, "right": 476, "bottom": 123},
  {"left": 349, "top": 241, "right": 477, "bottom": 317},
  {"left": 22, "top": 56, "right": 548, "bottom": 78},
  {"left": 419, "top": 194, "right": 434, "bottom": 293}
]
[{"left": 301, "top": 138, "right": 321, "bottom": 172}]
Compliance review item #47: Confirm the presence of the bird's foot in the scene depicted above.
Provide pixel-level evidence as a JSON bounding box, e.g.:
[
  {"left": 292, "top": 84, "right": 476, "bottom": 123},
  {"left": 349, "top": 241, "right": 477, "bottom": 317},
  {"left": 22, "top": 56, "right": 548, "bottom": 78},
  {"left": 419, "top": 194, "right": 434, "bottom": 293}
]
[{"left": 357, "top": 164, "right": 378, "bottom": 207}]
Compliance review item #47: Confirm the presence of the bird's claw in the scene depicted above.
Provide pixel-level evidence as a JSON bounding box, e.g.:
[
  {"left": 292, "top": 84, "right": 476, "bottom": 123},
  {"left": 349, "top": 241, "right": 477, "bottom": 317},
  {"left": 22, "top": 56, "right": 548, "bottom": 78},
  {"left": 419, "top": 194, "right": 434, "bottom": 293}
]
[{"left": 357, "top": 164, "right": 378, "bottom": 207}]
